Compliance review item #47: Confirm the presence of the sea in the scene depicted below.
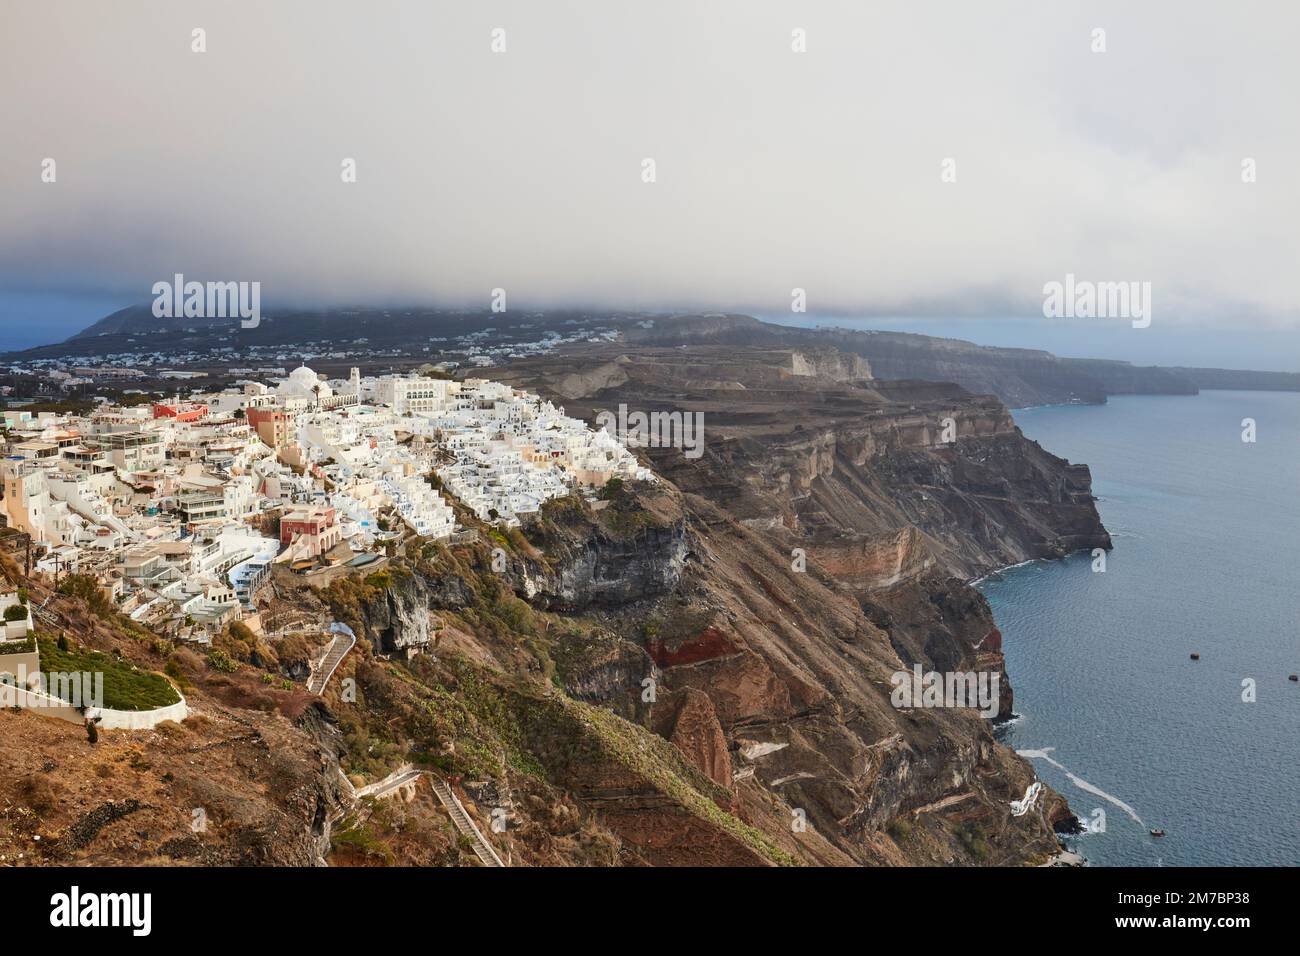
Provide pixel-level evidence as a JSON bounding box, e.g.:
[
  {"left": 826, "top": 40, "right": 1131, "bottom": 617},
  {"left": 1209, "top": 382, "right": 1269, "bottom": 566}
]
[{"left": 978, "top": 390, "right": 1300, "bottom": 866}]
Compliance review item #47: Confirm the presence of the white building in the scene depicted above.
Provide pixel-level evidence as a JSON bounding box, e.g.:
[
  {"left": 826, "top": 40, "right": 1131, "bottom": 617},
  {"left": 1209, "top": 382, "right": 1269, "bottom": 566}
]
[{"left": 374, "top": 374, "right": 459, "bottom": 416}]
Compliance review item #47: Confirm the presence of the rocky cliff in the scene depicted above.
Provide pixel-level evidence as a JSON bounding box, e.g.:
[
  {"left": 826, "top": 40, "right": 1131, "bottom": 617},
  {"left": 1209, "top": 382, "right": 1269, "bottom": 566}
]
[
  {"left": 612, "top": 314, "right": 1220, "bottom": 407},
  {"left": 477, "top": 344, "right": 1104, "bottom": 863},
  {"left": 1, "top": 341, "right": 1104, "bottom": 868}
]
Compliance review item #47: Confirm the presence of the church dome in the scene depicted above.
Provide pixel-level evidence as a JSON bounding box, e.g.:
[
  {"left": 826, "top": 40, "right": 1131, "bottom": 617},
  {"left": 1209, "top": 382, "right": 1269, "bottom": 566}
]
[{"left": 278, "top": 365, "right": 332, "bottom": 400}]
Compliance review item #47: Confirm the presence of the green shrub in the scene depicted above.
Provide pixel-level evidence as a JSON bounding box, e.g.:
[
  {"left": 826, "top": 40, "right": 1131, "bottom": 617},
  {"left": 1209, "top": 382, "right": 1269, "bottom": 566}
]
[
  {"left": 164, "top": 657, "right": 191, "bottom": 690},
  {"left": 957, "top": 822, "right": 989, "bottom": 861},
  {"left": 887, "top": 818, "right": 913, "bottom": 840},
  {"left": 207, "top": 647, "right": 238, "bottom": 673},
  {"left": 599, "top": 476, "right": 625, "bottom": 500}
]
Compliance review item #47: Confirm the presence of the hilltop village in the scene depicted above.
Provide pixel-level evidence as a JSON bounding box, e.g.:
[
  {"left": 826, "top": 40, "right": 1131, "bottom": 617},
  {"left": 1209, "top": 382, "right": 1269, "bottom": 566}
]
[{"left": 1, "top": 365, "right": 651, "bottom": 645}]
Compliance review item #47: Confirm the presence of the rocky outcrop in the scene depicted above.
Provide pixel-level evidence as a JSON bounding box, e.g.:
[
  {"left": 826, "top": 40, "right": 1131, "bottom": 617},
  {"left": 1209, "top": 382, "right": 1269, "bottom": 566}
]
[
  {"left": 788, "top": 348, "right": 873, "bottom": 381},
  {"left": 512, "top": 521, "right": 689, "bottom": 609},
  {"left": 365, "top": 582, "right": 444, "bottom": 656},
  {"left": 659, "top": 689, "right": 732, "bottom": 789},
  {"left": 809, "top": 527, "right": 933, "bottom": 590}
]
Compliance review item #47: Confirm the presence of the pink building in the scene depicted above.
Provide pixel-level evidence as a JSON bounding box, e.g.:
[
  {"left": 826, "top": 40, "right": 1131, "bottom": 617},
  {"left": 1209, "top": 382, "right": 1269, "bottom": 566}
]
[{"left": 279, "top": 507, "right": 342, "bottom": 558}]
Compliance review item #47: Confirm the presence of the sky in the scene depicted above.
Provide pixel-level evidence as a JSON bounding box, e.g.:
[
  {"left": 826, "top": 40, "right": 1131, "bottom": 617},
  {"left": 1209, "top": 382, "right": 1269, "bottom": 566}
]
[{"left": 1, "top": 1, "right": 1297, "bottom": 368}]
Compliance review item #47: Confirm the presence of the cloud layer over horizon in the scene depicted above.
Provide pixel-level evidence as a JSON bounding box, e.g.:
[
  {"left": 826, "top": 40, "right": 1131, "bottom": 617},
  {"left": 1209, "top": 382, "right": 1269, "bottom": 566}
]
[{"left": 2, "top": 0, "right": 1297, "bottom": 332}]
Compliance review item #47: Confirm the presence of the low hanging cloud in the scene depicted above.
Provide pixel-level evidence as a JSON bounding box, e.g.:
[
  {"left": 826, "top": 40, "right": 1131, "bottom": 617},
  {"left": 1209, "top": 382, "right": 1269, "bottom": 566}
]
[{"left": 0, "top": 0, "right": 1296, "bottom": 328}]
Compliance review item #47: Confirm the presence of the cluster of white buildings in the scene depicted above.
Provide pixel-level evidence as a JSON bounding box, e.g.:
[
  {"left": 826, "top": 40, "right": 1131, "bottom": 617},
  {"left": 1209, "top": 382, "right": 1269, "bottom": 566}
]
[
  {"left": 420, "top": 378, "right": 651, "bottom": 526},
  {"left": 1, "top": 364, "right": 651, "bottom": 637},
  {"left": 4, "top": 315, "right": 620, "bottom": 388},
  {"left": 292, "top": 369, "right": 652, "bottom": 528}
]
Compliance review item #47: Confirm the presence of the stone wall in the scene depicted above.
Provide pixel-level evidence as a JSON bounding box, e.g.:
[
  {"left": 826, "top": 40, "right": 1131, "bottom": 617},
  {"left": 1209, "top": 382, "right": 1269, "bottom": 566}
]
[{"left": 0, "top": 682, "right": 188, "bottom": 730}]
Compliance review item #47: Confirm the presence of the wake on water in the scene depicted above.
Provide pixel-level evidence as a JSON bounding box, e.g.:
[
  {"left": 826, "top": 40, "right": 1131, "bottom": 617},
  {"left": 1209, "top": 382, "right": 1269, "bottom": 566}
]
[{"left": 1016, "top": 747, "right": 1145, "bottom": 827}]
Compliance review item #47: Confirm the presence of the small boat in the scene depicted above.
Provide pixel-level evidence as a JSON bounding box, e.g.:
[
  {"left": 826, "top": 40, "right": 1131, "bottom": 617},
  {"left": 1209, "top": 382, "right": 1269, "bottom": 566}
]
[
  {"left": 1189, "top": 653, "right": 1200, "bottom": 660},
  {"left": 1150, "top": 828, "right": 1166, "bottom": 837},
  {"left": 1289, "top": 674, "right": 1298, "bottom": 683}
]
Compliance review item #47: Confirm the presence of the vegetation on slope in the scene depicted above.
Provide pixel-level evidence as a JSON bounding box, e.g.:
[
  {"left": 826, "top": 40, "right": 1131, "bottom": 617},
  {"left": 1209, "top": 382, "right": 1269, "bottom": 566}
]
[{"left": 38, "top": 636, "right": 180, "bottom": 710}]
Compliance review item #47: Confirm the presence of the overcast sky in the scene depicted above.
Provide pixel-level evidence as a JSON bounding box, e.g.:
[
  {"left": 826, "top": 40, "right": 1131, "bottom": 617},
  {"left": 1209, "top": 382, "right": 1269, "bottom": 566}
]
[{"left": 1, "top": 1, "right": 1297, "bottom": 364}]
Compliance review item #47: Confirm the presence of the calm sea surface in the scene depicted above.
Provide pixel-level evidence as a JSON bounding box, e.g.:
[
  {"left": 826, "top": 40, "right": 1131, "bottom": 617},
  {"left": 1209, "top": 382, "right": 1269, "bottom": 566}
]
[{"left": 980, "top": 391, "right": 1300, "bottom": 866}]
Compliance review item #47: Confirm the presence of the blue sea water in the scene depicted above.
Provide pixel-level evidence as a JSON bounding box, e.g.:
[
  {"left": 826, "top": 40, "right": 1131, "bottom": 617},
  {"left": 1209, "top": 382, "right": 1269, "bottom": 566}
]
[{"left": 979, "top": 391, "right": 1300, "bottom": 866}]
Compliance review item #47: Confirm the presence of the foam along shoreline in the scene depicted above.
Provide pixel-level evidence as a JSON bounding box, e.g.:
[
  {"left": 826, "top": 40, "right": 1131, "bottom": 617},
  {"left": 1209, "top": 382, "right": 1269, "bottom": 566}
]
[
  {"left": 968, "top": 557, "right": 1044, "bottom": 587},
  {"left": 1017, "top": 747, "right": 1145, "bottom": 827},
  {"left": 1039, "top": 848, "right": 1085, "bottom": 867}
]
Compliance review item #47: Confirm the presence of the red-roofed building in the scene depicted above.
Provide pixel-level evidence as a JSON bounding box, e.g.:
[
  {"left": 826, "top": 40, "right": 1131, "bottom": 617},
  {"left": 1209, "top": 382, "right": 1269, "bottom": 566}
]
[
  {"left": 280, "top": 507, "right": 341, "bottom": 558},
  {"left": 152, "top": 402, "right": 209, "bottom": 423}
]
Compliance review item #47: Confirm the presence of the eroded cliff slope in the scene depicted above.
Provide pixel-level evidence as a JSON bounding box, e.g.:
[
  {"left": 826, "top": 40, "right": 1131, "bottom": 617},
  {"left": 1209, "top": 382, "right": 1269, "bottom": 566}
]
[{"left": 0, "top": 344, "right": 1108, "bottom": 867}]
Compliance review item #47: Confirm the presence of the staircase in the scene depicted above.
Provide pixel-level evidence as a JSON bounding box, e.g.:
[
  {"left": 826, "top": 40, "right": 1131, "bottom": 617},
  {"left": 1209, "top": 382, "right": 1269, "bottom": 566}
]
[
  {"left": 353, "top": 764, "right": 423, "bottom": 800},
  {"left": 30, "top": 596, "right": 60, "bottom": 628},
  {"left": 344, "top": 765, "right": 506, "bottom": 867},
  {"left": 429, "top": 778, "right": 505, "bottom": 867},
  {"left": 29, "top": 604, "right": 58, "bottom": 628},
  {"left": 307, "top": 623, "right": 356, "bottom": 695}
]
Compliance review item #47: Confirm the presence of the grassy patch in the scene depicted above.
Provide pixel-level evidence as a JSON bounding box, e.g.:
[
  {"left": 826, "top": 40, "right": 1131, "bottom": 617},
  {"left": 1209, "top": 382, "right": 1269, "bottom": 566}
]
[
  {"left": 330, "top": 814, "right": 395, "bottom": 865},
  {"left": 956, "top": 821, "right": 989, "bottom": 861},
  {"left": 37, "top": 637, "right": 181, "bottom": 710}
]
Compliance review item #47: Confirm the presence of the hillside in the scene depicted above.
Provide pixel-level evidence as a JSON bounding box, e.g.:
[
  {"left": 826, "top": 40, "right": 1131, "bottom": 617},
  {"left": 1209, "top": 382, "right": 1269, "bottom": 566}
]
[
  {"left": 8, "top": 307, "right": 1296, "bottom": 410},
  {"left": 0, "top": 344, "right": 1105, "bottom": 866}
]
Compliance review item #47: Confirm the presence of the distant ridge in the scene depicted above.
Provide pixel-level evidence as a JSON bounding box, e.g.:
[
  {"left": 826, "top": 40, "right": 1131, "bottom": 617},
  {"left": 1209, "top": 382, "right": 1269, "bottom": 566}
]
[
  {"left": 70, "top": 304, "right": 228, "bottom": 338},
  {"left": 9, "top": 306, "right": 1299, "bottom": 408}
]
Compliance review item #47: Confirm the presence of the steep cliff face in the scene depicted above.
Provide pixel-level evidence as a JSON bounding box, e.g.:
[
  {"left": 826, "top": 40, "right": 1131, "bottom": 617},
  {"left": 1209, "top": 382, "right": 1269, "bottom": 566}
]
[
  {"left": 622, "top": 376, "right": 1111, "bottom": 581},
  {"left": 511, "top": 513, "right": 689, "bottom": 609},
  {"left": 613, "top": 313, "right": 1215, "bottom": 408},
  {"left": 483, "top": 345, "right": 1102, "bottom": 863},
  {"left": 531, "top": 487, "right": 1068, "bottom": 864},
  {"left": 301, "top": 444, "right": 1075, "bottom": 865},
  {"left": 340, "top": 513, "right": 689, "bottom": 660},
  {"left": 1058, "top": 358, "right": 1198, "bottom": 396}
]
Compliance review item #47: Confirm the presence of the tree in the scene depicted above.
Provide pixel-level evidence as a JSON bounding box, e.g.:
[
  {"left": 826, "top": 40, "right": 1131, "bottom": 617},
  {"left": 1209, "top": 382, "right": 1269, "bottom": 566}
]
[
  {"left": 599, "top": 477, "right": 625, "bottom": 500},
  {"left": 57, "top": 574, "right": 112, "bottom": 617}
]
